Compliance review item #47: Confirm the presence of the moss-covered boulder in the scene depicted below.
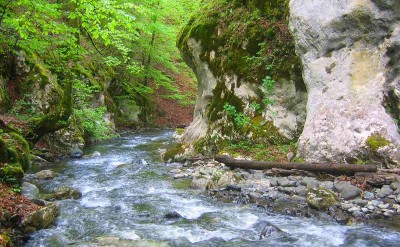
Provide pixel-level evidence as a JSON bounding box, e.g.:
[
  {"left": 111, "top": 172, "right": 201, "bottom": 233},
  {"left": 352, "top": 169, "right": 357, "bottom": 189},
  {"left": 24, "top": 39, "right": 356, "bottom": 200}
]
[
  {"left": 177, "top": 0, "right": 306, "bottom": 154},
  {"left": 306, "top": 188, "right": 339, "bottom": 211},
  {"left": 0, "top": 131, "right": 30, "bottom": 185}
]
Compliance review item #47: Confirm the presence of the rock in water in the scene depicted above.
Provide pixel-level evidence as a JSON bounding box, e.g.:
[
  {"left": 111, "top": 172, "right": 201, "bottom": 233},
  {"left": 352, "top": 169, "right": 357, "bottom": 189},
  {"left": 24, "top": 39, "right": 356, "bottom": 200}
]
[
  {"left": 164, "top": 211, "right": 183, "bottom": 219},
  {"left": 20, "top": 202, "right": 60, "bottom": 233},
  {"left": 91, "top": 151, "right": 101, "bottom": 158},
  {"left": 259, "top": 222, "right": 284, "bottom": 240},
  {"left": 42, "top": 186, "right": 82, "bottom": 201},
  {"left": 70, "top": 148, "right": 83, "bottom": 158},
  {"left": 34, "top": 170, "right": 56, "bottom": 180}
]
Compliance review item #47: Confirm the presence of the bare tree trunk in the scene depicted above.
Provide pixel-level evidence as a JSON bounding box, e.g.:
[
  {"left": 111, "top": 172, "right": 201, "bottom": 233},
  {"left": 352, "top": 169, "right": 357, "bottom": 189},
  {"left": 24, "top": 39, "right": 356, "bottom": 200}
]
[{"left": 216, "top": 155, "right": 377, "bottom": 175}]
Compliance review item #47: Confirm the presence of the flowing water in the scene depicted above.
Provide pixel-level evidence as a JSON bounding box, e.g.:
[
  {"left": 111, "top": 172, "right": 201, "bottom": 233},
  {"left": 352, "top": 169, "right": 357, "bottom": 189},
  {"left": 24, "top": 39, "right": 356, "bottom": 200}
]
[{"left": 26, "top": 129, "right": 400, "bottom": 246}]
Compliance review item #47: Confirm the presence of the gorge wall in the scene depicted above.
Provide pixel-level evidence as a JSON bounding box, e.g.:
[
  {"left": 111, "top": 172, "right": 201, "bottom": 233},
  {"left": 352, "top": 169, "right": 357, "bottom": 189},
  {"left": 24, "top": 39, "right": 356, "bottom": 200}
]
[{"left": 178, "top": 0, "right": 400, "bottom": 167}]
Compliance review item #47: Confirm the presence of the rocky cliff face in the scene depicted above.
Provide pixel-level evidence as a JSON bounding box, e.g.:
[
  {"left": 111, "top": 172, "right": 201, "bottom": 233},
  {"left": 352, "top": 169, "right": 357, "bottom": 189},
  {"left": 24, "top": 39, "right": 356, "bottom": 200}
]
[
  {"left": 178, "top": 0, "right": 307, "bottom": 151},
  {"left": 179, "top": 0, "right": 400, "bottom": 166},
  {"left": 290, "top": 0, "right": 400, "bottom": 167}
]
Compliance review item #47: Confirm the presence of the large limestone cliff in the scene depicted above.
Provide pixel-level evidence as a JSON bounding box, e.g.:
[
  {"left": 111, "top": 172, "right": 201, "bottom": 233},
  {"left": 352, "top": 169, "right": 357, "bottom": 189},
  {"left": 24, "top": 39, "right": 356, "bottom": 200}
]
[
  {"left": 290, "top": 0, "right": 400, "bottom": 167},
  {"left": 178, "top": 0, "right": 307, "bottom": 150},
  {"left": 179, "top": 0, "right": 400, "bottom": 166}
]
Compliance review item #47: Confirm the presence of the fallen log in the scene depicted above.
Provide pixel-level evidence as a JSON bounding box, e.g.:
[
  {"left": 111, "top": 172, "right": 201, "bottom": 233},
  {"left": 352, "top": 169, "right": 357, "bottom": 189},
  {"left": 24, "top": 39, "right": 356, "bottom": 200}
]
[{"left": 215, "top": 155, "right": 377, "bottom": 175}]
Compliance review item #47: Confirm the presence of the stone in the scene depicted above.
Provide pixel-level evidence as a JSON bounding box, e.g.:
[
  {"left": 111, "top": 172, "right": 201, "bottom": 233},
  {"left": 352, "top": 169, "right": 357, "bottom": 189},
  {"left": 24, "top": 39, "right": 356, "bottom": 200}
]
[
  {"left": 306, "top": 188, "right": 339, "bottom": 211},
  {"left": 334, "top": 181, "right": 362, "bottom": 200},
  {"left": 91, "top": 151, "right": 101, "bottom": 158},
  {"left": 20, "top": 202, "right": 60, "bottom": 233},
  {"left": 390, "top": 182, "right": 400, "bottom": 191},
  {"left": 42, "top": 186, "right": 82, "bottom": 201},
  {"left": 70, "top": 148, "right": 83, "bottom": 158},
  {"left": 249, "top": 192, "right": 263, "bottom": 200},
  {"left": 378, "top": 203, "right": 390, "bottom": 209},
  {"left": 352, "top": 199, "right": 368, "bottom": 207},
  {"left": 294, "top": 186, "right": 307, "bottom": 196},
  {"left": 22, "top": 182, "right": 39, "bottom": 200},
  {"left": 164, "top": 211, "right": 183, "bottom": 219},
  {"left": 277, "top": 178, "right": 297, "bottom": 187},
  {"left": 170, "top": 169, "right": 182, "bottom": 174},
  {"left": 191, "top": 177, "right": 211, "bottom": 190},
  {"left": 259, "top": 222, "right": 284, "bottom": 240},
  {"left": 376, "top": 185, "right": 393, "bottom": 198},
  {"left": 319, "top": 181, "right": 334, "bottom": 190},
  {"left": 34, "top": 170, "right": 56, "bottom": 180},
  {"left": 301, "top": 177, "right": 319, "bottom": 189},
  {"left": 363, "top": 192, "right": 375, "bottom": 200},
  {"left": 396, "top": 194, "right": 400, "bottom": 203}
]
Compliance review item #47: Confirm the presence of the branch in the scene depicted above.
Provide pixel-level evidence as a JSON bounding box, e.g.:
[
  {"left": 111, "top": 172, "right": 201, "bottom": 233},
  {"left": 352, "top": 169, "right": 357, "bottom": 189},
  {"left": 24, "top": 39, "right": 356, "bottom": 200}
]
[{"left": 84, "top": 27, "right": 103, "bottom": 55}]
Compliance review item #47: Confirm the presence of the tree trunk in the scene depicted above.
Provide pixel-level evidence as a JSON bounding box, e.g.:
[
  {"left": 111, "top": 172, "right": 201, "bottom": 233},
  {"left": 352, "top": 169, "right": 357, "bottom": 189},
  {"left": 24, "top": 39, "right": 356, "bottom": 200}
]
[{"left": 215, "top": 155, "right": 377, "bottom": 175}]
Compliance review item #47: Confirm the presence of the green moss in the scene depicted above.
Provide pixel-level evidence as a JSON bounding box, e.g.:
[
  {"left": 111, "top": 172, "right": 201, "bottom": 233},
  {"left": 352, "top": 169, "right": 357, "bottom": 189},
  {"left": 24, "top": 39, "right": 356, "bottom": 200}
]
[
  {"left": 178, "top": 0, "right": 298, "bottom": 84},
  {"left": 1, "top": 163, "right": 24, "bottom": 185},
  {"left": 366, "top": 134, "right": 390, "bottom": 151},
  {"left": 163, "top": 144, "right": 185, "bottom": 161},
  {"left": 172, "top": 179, "right": 193, "bottom": 190}
]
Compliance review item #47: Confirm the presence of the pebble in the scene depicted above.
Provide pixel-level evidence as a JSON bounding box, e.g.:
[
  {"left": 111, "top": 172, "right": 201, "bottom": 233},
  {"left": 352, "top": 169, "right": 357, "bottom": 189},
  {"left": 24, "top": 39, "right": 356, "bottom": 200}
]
[
  {"left": 363, "top": 192, "right": 375, "bottom": 200},
  {"left": 378, "top": 203, "right": 390, "bottom": 209},
  {"left": 341, "top": 203, "right": 352, "bottom": 210},
  {"left": 371, "top": 200, "right": 381, "bottom": 207},
  {"left": 390, "top": 182, "right": 400, "bottom": 191},
  {"left": 170, "top": 169, "right": 182, "bottom": 174},
  {"left": 376, "top": 185, "right": 393, "bottom": 198},
  {"left": 352, "top": 199, "right": 368, "bottom": 207},
  {"left": 367, "top": 205, "right": 375, "bottom": 211},
  {"left": 384, "top": 211, "right": 394, "bottom": 217},
  {"left": 362, "top": 207, "right": 369, "bottom": 213},
  {"left": 396, "top": 194, "right": 400, "bottom": 203},
  {"left": 348, "top": 207, "right": 360, "bottom": 213}
]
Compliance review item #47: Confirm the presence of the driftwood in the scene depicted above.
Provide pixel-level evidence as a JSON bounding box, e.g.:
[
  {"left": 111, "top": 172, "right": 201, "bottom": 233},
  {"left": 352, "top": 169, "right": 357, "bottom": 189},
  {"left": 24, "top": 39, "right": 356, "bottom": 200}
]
[
  {"left": 216, "top": 155, "right": 377, "bottom": 175},
  {"left": 355, "top": 170, "right": 400, "bottom": 186}
]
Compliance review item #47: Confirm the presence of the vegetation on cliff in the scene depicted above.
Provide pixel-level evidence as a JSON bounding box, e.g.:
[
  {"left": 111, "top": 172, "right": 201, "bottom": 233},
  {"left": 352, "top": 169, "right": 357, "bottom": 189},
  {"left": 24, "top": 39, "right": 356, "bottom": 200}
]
[{"left": 177, "top": 0, "right": 303, "bottom": 158}]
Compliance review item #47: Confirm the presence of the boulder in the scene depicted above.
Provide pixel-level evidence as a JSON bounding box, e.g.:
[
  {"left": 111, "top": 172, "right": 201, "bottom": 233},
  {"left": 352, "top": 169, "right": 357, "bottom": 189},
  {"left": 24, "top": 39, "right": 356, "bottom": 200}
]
[
  {"left": 20, "top": 202, "right": 60, "bottom": 233},
  {"left": 259, "top": 222, "right": 285, "bottom": 240},
  {"left": 42, "top": 186, "right": 82, "bottom": 201},
  {"left": 164, "top": 211, "right": 183, "bottom": 219},
  {"left": 307, "top": 188, "right": 339, "bottom": 211},
  {"left": 34, "top": 170, "right": 56, "bottom": 180},
  {"left": 334, "top": 181, "right": 362, "bottom": 200},
  {"left": 191, "top": 177, "right": 212, "bottom": 190},
  {"left": 22, "top": 182, "right": 39, "bottom": 199},
  {"left": 70, "top": 148, "right": 83, "bottom": 158}
]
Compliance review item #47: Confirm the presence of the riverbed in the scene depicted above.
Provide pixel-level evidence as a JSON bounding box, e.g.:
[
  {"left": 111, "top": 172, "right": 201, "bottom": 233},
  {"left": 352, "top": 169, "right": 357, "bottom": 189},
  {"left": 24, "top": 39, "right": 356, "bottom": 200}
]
[{"left": 26, "top": 129, "right": 400, "bottom": 246}]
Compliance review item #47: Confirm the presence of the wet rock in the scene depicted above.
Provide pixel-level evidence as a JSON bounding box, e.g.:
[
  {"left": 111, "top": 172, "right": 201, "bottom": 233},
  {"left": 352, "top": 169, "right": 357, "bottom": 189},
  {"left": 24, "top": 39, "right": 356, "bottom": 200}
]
[
  {"left": 319, "top": 181, "right": 334, "bottom": 190},
  {"left": 352, "top": 199, "right": 368, "bottom": 207},
  {"left": 225, "top": 185, "right": 242, "bottom": 192},
  {"left": 363, "top": 191, "right": 375, "bottom": 200},
  {"left": 91, "top": 151, "right": 101, "bottom": 158},
  {"left": 170, "top": 169, "right": 182, "bottom": 174},
  {"left": 259, "top": 222, "right": 284, "bottom": 240},
  {"left": 301, "top": 177, "right": 319, "bottom": 189},
  {"left": 334, "top": 181, "right": 362, "bottom": 200},
  {"left": 191, "top": 177, "right": 211, "bottom": 190},
  {"left": 249, "top": 192, "right": 263, "bottom": 200},
  {"left": 30, "top": 198, "right": 46, "bottom": 206},
  {"left": 390, "top": 182, "right": 400, "bottom": 191},
  {"left": 378, "top": 203, "right": 390, "bottom": 209},
  {"left": 294, "top": 186, "right": 307, "bottom": 196},
  {"left": 376, "top": 185, "right": 393, "bottom": 198},
  {"left": 42, "top": 186, "right": 82, "bottom": 201},
  {"left": 34, "top": 170, "right": 56, "bottom": 180},
  {"left": 70, "top": 148, "right": 83, "bottom": 158},
  {"left": 164, "top": 211, "right": 183, "bottom": 219},
  {"left": 396, "top": 194, "right": 400, "bottom": 203},
  {"left": 306, "top": 188, "right": 339, "bottom": 211},
  {"left": 22, "top": 182, "right": 39, "bottom": 199},
  {"left": 20, "top": 202, "right": 60, "bottom": 233},
  {"left": 277, "top": 178, "right": 297, "bottom": 187}
]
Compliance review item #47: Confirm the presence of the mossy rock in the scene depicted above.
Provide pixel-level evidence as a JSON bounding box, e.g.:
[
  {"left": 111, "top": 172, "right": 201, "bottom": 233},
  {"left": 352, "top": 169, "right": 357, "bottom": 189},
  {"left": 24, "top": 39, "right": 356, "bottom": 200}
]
[
  {"left": 306, "top": 188, "right": 339, "bottom": 211},
  {"left": 0, "top": 164, "right": 24, "bottom": 185},
  {"left": 163, "top": 144, "right": 185, "bottom": 161}
]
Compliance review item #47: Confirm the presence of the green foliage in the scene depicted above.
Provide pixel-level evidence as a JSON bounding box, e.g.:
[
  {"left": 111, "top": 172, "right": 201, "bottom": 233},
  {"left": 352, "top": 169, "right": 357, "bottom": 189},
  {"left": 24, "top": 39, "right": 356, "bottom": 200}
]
[
  {"left": 223, "top": 103, "right": 250, "bottom": 129},
  {"left": 366, "top": 134, "right": 390, "bottom": 151},
  {"left": 72, "top": 79, "right": 115, "bottom": 141}
]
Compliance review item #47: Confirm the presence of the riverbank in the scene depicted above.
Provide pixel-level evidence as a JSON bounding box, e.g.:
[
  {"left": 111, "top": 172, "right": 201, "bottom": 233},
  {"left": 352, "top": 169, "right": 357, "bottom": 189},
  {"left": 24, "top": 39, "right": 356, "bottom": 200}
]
[{"left": 168, "top": 157, "right": 400, "bottom": 229}]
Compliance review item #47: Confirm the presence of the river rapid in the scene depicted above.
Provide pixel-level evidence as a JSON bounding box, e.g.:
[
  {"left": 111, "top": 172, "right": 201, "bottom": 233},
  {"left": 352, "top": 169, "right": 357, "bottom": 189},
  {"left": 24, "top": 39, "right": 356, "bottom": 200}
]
[{"left": 26, "top": 129, "right": 400, "bottom": 246}]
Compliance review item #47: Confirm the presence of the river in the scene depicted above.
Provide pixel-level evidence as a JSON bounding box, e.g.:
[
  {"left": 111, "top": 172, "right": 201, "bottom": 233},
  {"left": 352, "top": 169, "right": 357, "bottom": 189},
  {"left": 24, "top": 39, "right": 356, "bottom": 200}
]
[{"left": 25, "top": 129, "right": 400, "bottom": 246}]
